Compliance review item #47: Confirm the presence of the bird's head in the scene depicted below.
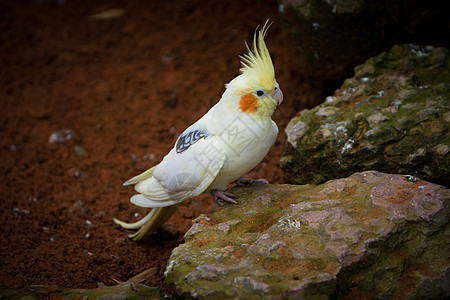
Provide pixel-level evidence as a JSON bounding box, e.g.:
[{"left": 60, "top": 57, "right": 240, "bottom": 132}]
[{"left": 222, "top": 21, "right": 283, "bottom": 119}]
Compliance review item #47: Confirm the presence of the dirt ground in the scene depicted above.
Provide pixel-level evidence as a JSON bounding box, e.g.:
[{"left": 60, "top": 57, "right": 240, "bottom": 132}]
[{"left": 0, "top": 0, "right": 324, "bottom": 290}]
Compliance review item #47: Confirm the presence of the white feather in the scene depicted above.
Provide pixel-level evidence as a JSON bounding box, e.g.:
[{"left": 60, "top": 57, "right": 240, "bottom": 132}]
[{"left": 130, "top": 194, "right": 179, "bottom": 208}]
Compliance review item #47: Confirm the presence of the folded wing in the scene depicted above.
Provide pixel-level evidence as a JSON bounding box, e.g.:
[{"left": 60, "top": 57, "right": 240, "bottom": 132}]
[{"left": 127, "top": 132, "right": 225, "bottom": 208}]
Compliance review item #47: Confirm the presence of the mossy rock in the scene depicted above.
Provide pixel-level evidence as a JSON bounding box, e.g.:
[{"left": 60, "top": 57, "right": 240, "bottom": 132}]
[
  {"left": 281, "top": 44, "right": 449, "bottom": 187},
  {"left": 165, "top": 171, "right": 449, "bottom": 299}
]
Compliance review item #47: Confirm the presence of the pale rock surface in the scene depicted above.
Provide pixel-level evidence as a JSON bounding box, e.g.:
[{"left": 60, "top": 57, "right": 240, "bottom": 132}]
[{"left": 165, "top": 171, "right": 449, "bottom": 299}]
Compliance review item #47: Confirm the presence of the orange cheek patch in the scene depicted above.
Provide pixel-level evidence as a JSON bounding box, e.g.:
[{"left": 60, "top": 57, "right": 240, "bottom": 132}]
[{"left": 239, "top": 93, "right": 259, "bottom": 113}]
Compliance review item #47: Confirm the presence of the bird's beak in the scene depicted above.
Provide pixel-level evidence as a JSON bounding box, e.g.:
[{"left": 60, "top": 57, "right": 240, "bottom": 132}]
[{"left": 272, "top": 83, "right": 283, "bottom": 106}]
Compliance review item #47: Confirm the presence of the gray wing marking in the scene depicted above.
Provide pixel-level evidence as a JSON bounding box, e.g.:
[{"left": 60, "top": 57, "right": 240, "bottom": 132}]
[{"left": 176, "top": 129, "right": 209, "bottom": 153}]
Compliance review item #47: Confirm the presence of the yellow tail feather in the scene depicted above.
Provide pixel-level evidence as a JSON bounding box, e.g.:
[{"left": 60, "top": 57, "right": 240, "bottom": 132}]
[{"left": 114, "top": 205, "right": 179, "bottom": 241}]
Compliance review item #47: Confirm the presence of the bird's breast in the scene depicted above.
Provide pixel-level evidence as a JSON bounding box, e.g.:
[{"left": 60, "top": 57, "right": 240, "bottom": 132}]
[{"left": 206, "top": 116, "right": 278, "bottom": 190}]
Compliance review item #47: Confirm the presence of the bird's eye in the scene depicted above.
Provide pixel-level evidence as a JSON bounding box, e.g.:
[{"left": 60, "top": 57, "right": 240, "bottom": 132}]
[{"left": 256, "top": 90, "right": 264, "bottom": 97}]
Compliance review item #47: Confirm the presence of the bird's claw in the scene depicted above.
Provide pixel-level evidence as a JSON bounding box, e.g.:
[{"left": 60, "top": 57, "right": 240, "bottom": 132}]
[
  {"left": 237, "top": 177, "right": 269, "bottom": 185},
  {"left": 212, "top": 190, "right": 237, "bottom": 204}
]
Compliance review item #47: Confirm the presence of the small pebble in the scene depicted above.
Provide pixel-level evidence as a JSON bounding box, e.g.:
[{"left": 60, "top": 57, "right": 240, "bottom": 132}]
[
  {"left": 74, "top": 145, "right": 85, "bottom": 156},
  {"left": 48, "top": 129, "right": 77, "bottom": 144}
]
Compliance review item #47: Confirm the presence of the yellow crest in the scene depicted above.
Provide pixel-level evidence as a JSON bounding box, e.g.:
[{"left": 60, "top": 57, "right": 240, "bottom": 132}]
[{"left": 239, "top": 20, "right": 276, "bottom": 93}]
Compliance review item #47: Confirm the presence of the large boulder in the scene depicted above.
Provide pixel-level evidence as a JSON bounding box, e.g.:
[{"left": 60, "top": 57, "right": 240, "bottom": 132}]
[
  {"left": 279, "top": 0, "right": 449, "bottom": 79},
  {"left": 165, "top": 171, "right": 449, "bottom": 299},
  {"left": 281, "top": 44, "right": 450, "bottom": 187}
]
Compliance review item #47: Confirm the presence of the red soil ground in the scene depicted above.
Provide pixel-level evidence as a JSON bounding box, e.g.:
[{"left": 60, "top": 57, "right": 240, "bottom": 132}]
[{"left": 0, "top": 0, "right": 323, "bottom": 290}]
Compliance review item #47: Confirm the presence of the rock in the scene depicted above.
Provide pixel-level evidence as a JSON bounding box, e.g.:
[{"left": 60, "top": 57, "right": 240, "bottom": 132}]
[
  {"left": 48, "top": 129, "right": 78, "bottom": 144},
  {"left": 165, "top": 171, "right": 449, "bottom": 299},
  {"left": 74, "top": 145, "right": 85, "bottom": 156},
  {"left": 86, "top": 8, "right": 125, "bottom": 21},
  {"left": 0, "top": 283, "right": 162, "bottom": 299},
  {"left": 281, "top": 44, "right": 450, "bottom": 186},
  {"left": 279, "top": 0, "right": 449, "bottom": 79}
]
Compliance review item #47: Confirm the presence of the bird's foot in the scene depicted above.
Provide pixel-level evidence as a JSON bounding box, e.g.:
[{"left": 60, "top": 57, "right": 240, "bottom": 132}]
[
  {"left": 212, "top": 189, "right": 237, "bottom": 204},
  {"left": 237, "top": 177, "right": 269, "bottom": 185}
]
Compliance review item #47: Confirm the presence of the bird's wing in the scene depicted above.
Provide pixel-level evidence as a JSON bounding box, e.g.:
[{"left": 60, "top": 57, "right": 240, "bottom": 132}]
[
  {"left": 130, "top": 126, "right": 226, "bottom": 207},
  {"left": 122, "top": 118, "right": 211, "bottom": 187},
  {"left": 123, "top": 165, "right": 157, "bottom": 186}
]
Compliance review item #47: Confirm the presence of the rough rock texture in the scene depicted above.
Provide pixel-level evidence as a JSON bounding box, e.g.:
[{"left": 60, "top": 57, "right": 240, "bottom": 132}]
[
  {"left": 281, "top": 44, "right": 450, "bottom": 187},
  {"left": 279, "top": 0, "right": 449, "bottom": 79},
  {"left": 0, "top": 283, "right": 162, "bottom": 300},
  {"left": 165, "top": 171, "right": 449, "bottom": 299}
]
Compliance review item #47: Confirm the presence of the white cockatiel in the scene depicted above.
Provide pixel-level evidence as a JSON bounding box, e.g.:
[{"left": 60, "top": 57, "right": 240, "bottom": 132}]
[{"left": 114, "top": 22, "right": 283, "bottom": 241}]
